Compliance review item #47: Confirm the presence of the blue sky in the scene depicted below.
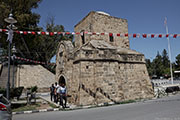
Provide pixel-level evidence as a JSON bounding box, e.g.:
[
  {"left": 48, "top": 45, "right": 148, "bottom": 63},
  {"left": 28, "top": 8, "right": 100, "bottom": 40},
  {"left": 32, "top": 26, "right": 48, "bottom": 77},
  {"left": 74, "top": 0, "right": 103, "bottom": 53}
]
[{"left": 33, "top": 0, "right": 180, "bottom": 62}]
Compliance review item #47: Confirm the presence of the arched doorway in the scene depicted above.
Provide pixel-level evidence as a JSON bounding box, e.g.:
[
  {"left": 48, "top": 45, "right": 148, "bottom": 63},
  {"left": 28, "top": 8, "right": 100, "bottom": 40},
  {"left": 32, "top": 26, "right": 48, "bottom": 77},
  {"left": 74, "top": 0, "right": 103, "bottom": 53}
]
[{"left": 59, "top": 76, "right": 66, "bottom": 86}]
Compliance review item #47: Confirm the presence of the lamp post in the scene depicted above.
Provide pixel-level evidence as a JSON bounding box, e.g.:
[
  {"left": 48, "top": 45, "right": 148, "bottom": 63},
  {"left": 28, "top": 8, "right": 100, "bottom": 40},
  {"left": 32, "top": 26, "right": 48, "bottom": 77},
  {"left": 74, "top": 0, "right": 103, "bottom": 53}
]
[
  {"left": 12, "top": 45, "right": 16, "bottom": 88},
  {"left": 4, "top": 13, "right": 17, "bottom": 100}
]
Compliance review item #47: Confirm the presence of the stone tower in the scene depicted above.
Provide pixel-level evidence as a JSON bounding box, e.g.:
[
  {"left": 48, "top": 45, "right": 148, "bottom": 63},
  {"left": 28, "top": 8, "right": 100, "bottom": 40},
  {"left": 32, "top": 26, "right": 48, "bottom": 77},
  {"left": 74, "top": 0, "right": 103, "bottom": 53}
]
[
  {"left": 74, "top": 11, "right": 129, "bottom": 49},
  {"left": 56, "top": 11, "right": 154, "bottom": 106}
]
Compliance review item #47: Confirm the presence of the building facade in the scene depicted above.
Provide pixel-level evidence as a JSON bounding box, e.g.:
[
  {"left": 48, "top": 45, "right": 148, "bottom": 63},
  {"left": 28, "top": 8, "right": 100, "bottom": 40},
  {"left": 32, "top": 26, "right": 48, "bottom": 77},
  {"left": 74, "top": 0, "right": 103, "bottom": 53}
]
[{"left": 56, "top": 11, "right": 154, "bottom": 105}]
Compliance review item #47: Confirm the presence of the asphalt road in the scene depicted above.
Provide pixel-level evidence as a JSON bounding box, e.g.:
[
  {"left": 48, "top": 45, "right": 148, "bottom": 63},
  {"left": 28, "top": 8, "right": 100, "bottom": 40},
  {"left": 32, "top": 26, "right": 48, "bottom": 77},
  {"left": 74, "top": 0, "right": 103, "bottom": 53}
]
[{"left": 13, "top": 94, "right": 180, "bottom": 120}]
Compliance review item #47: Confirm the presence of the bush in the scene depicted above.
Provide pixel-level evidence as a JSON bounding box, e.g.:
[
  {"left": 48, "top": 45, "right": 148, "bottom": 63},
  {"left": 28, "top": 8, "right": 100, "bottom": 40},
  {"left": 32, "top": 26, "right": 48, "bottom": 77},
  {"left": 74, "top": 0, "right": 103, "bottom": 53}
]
[
  {"left": 0, "top": 87, "right": 6, "bottom": 96},
  {"left": 11, "top": 87, "right": 24, "bottom": 100},
  {"left": 0, "top": 87, "right": 24, "bottom": 100},
  {"left": 30, "top": 86, "right": 38, "bottom": 93}
]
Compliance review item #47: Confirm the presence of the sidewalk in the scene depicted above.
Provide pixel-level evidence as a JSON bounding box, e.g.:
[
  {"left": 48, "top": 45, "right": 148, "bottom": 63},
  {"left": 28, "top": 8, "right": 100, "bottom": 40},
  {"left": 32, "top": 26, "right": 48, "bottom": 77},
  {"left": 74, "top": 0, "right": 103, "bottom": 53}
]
[
  {"left": 12, "top": 92, "right": 61, "bottom": 115},
  {"left": 38, "top": 93, "right": 59, "bottom": 107},
  {"left": 12, "top": 92, "right": 104, "bottom": 115}
]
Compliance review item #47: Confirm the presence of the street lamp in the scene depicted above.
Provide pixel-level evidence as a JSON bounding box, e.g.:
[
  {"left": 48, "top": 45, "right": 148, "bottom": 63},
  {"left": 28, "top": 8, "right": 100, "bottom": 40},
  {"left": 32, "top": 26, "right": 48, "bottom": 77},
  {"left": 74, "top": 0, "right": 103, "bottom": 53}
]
[
  {"left": 12, "top": 45, "right": 17, "bottom": 88},
  {"left": 4, "top": 13, "right": 17, "bottom": 100}
]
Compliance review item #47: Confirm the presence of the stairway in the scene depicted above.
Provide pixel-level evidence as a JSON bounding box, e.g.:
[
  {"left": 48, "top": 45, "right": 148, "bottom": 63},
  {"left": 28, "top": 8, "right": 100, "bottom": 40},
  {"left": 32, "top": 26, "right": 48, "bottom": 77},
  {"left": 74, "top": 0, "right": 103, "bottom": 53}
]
[{"left": 79, "top": 83, "right": 116, "bottom": 103}]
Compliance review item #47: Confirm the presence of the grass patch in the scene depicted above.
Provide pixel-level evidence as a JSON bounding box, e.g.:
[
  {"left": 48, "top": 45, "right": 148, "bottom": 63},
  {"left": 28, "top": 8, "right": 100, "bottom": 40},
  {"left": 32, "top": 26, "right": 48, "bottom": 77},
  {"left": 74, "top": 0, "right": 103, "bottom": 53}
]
[
  {"left": 12, "top": 97, "right": 41, "bottom": 101},
  {"left": 12, "top": 103, "right": 41, "bottom": 112},
  {"left": 118, "top": 100, "right": 136, "bottom": 104}
]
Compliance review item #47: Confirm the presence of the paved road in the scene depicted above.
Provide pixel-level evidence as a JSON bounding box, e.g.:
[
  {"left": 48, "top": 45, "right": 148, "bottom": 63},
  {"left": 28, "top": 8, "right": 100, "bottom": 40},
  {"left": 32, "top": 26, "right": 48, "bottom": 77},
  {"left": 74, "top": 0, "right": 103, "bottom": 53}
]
[{"left": 13, "top": 94, "right": 180, "bottom": 120}]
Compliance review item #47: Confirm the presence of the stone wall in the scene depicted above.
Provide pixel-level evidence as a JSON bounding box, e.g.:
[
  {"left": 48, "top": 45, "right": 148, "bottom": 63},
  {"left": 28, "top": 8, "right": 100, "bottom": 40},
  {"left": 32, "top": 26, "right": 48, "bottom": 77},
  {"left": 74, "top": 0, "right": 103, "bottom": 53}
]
[
  {"left": 68, "top": 60, "right": 153, "bottom": 105},
  {"left": 16, "top": 65, "right": 56, "bottom": 91},
  {"left": 70, "top": 63, "right": 80, "bottom": 105}
]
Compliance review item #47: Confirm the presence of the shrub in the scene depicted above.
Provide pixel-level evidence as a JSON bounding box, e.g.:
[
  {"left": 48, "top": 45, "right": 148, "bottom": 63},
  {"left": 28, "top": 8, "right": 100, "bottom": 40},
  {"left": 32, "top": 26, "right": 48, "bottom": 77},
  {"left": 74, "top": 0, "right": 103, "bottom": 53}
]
[
  {"left": 31, "top": 86, "right": 38, "bottom": 93},
  {"left": 0, "top": 87, "right": 24, "bottom": 100},
  {"left": 0, "top": 87, "right": 6, "bottom": 96},
  {"left": 11, "top": 87, "right": 24, "bottom": 100}
]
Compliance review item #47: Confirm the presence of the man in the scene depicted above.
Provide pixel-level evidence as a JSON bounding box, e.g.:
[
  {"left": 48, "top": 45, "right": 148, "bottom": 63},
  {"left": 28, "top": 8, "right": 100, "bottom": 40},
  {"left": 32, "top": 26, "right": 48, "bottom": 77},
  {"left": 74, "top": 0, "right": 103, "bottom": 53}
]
[
  {"left": 49, "top": 84, "right": 55, "bottom": 101},
  {"left": 57, "top": 83, "right": 67, "bottom": 108},
  {"left": 54, "top": 82, "right": 59, "bottom": 103}
]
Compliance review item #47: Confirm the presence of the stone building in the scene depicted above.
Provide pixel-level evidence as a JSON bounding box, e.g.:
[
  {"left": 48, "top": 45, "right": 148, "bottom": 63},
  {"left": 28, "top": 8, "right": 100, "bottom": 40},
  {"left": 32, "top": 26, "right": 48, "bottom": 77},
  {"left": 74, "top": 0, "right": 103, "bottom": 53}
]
[{"left": 56, "top": 11, "right": 154, "bottom": 105}]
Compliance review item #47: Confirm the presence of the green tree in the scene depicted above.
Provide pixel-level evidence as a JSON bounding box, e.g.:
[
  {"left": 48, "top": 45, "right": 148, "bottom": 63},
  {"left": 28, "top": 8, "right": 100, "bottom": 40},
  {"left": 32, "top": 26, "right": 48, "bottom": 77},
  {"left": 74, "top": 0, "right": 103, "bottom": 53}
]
[
  {"left": 0, "top": 0, "right": 42, "bottom": 61},
  {"left": 161, "top": 49, "right": 170, "bottom": 76},
  {"left": 0, "top": 0, "right": 41, "bottom": 46},
  {"left": 151, "top": 51, "right": 164, "bottom": 77},
  {"left": 35, "top": 16, "right": 73, "bottom": 63},
  {"left": 36, "top": 16, "right": 73, "bottom": 73},
  {"left": 162, "top": 49, "right": 169, "bottom": 68},
  {"left": 145, "top": 59, "right": 153, "bottom": 76},
  {"left": 0, "top": 0, "right": 73, "bottom": 67},
  {"left": 175, "top": 54, "right": 180, "bottom": 70}
]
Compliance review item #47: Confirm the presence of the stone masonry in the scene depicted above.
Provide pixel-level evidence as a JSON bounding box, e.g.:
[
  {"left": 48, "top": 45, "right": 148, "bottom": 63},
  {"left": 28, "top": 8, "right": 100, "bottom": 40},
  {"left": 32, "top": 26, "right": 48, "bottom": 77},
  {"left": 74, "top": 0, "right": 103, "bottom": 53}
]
[
  {"left": 56, "top": 11, "right": 154, "bottom": 106},
  {"left": 16, "top": 65, "right": 56, "bottom": 92}
]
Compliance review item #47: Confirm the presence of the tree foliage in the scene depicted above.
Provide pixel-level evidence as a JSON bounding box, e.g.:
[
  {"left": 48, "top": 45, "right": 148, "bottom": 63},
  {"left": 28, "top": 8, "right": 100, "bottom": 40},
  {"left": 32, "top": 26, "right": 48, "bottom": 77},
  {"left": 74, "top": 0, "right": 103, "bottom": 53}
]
[
  {"left": 162, "top": 49, "right": 169, "bottom": 68},
  {"left": 0, "top": 0, "right": 41, "bottom": 57},
  {"left": 0, "top": 0, "right": 73, "bottom": 69},
  {"left": 146, "top": 49, "right": 180, "bottom": 78},
  {"left": 175, "top": 54, "right": 180, "bottom": 70},
  {"left": 145, "top": 59, "right": 153, "bottom": 76},
  {"left": 38, "top": 16, "right": 73, "bottom": 63},
  {"left": 152, "top": 51, "right": 164, "bottom": 76}
]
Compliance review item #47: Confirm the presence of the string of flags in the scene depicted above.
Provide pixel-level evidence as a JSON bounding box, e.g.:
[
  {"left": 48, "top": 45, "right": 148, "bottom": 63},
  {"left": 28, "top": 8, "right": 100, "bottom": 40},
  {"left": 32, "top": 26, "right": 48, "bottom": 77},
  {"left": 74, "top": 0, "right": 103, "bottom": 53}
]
[
  {"left": 1, "top": 56, "right": 55, "bottom": 65},
  {"left": 0, "top": 28, "right": 180, "bottom": 38},
  {"left": 15, "top": 56, "right": 56, "bottom": 65}
]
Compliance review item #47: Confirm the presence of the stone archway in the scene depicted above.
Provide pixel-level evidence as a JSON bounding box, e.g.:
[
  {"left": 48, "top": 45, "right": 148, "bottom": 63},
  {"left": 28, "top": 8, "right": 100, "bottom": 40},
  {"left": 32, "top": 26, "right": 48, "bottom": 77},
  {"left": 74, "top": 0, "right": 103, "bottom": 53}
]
[{"left": 59, "top": 76, "right": 66, "bottom": 86}]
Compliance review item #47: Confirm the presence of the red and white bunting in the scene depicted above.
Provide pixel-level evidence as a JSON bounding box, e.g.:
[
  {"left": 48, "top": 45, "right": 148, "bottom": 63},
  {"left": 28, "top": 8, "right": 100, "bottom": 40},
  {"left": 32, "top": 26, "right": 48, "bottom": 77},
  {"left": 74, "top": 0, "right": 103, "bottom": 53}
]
[
  {"left": 0, "top": 28, "right": 180, "bottom": 38},
  {"left": 14, "top": 56, "right": 55, "bottom": 65}
]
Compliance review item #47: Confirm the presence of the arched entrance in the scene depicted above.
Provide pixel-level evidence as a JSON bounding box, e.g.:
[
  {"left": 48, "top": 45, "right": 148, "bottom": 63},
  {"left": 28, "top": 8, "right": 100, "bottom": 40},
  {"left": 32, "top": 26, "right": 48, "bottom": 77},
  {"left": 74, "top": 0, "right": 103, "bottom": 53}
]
[{"left": 59, "top": 76, "right": 66, "bottom": 86}]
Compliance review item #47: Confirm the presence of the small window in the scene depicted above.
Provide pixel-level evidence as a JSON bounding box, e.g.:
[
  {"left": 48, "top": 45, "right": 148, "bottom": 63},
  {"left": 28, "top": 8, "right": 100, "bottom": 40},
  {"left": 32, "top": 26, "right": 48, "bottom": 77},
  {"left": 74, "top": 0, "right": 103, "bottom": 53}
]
[
  {"left": 59, "top": 52, "right": 63, "bottom": 57},
  {"left": 85, "top": 51, "right": 89, "bottom": 56},
  {"left": 86, "top": 66, "right": 89, "bottom": 69},
  {"left": 81, "top": 30, "right": 85, "bottom": 44}
]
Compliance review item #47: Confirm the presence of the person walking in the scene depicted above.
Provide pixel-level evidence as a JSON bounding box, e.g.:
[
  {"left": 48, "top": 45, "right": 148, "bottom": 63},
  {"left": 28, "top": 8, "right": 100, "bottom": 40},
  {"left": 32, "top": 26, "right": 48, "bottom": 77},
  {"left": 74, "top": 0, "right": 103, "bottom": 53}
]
[
  {"left": 54, "top": 82, "right": 59, "bottom": 103},
  {"left": 57, "top": 83, "right": 67, "bottom": 108},
  {"left": 49, "top": 84, "right": 55, "bottom": 101}
]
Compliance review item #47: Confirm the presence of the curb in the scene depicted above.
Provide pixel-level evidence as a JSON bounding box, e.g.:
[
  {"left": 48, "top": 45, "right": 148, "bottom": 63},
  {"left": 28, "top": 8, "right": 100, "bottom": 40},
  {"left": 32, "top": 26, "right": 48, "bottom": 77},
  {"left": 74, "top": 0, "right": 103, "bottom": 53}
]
[
  {"left": 12, "top": 102, "right": 116, "bottom": 115},
  {"left": 12, "top": 101, "right": 135, "bottom": 115},
  {"left": 13, "top": 108, "right": 60, "bottom": 115}
]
